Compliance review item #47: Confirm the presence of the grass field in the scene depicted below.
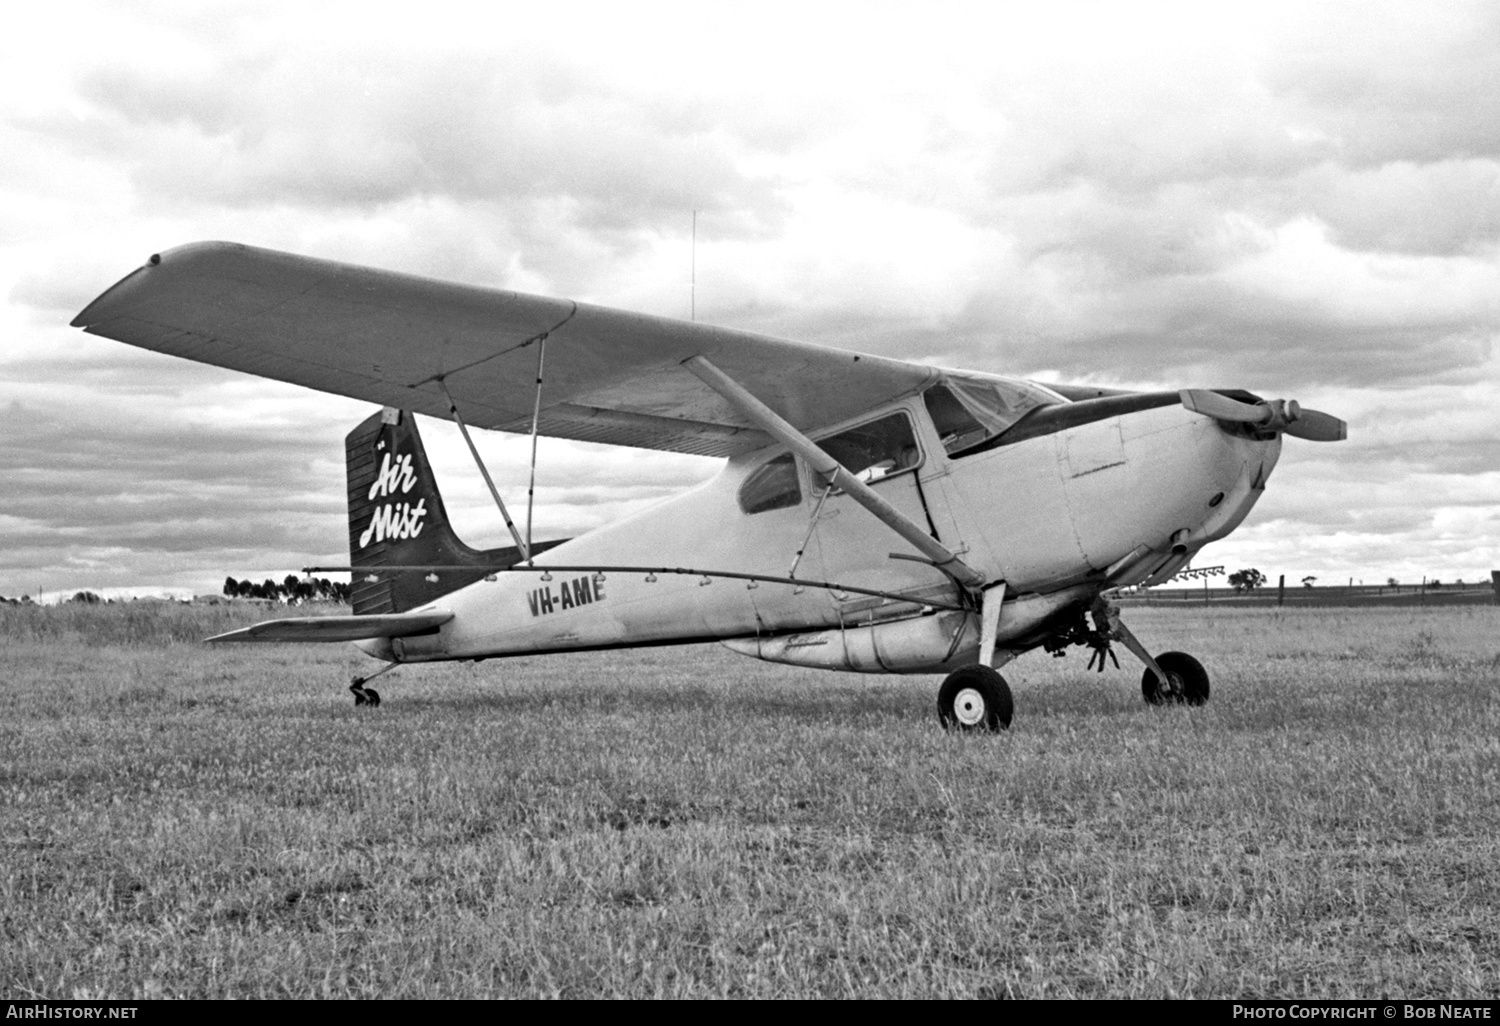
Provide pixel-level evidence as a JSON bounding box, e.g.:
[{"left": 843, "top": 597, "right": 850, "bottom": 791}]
[{"left": 3, "top": 602, "right": 1499, "bottom": 998}]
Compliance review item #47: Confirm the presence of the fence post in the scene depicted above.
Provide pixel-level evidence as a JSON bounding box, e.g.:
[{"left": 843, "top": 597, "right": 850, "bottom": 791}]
[
  {"left": 1277, "top": 574, "right": 1285, "bottom": 607},
  {"left": 1491, "top": 570, "right": 1500, "bottom": 606}
]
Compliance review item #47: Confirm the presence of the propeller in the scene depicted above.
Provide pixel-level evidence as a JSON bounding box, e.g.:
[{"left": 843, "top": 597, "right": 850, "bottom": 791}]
[{"left": 1179, "top": 390, "right": 1347, "bottom": 442}]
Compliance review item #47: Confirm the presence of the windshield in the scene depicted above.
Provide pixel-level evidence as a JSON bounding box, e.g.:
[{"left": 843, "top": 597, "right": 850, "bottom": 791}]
[{"left": 922, "top": 374, "right": 1063, "bottom": 457}]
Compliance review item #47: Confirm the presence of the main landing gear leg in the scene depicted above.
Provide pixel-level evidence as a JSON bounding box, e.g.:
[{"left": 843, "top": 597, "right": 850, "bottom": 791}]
[
  {"left": 936, "top": 583, "right": 1014, "bottom": 732},
  {"left": 1092, "top": 595, "right": 1210, "bottom": 706},
  {"left": 349, "top": 661, "right": 397, "bottom": 707}
]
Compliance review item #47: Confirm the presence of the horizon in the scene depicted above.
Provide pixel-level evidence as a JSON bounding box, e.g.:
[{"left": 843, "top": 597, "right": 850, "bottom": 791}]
[{"left": 13, "top": 569, "right": 1498, "bottom": 606}]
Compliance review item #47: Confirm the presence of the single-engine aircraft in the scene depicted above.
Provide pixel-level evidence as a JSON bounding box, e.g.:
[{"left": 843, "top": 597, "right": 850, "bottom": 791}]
[{"left": 72, "top": 242, "right": 1347, "bottom": 729}]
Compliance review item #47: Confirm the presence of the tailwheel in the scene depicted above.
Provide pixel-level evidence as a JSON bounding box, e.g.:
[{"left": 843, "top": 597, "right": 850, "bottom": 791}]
[
  {"left": 937, "top": 664, "right": 1014, "bottom": 732},
  {"left": 1141, "top": 651, "right": 1210, "bottom": 706},
  {"left": 349, "top": 678, "right": 382, "bottom": 707},
  {"left": 348, "top": 662, "right": 396, "bottom": 707}
]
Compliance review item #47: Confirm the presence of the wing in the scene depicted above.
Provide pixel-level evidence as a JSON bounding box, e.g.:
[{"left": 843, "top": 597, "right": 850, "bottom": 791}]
[
  {"left": 73, "top": 242, "right": 937, "bottom": 457},
  {"left": 205, "top": 610, "right": 454, "bottom": 644}
]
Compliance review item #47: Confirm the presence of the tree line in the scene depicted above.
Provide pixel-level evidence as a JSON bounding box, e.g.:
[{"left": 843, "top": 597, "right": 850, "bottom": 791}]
[
  {"left": 1226, "top": 568, "right": 1467, "bottom": 593},
  {"left": 222, "top": 575, "right": 351, "bottom": 603}
]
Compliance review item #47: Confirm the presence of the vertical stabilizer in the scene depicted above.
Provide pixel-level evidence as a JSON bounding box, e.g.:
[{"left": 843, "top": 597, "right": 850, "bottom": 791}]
[{"left": 345, "top": 408, "right": 563, "bottom": 614}]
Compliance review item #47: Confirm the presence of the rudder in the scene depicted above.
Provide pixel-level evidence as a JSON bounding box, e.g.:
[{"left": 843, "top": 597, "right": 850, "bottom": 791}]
[{"left": 345, "top": 407, "right": 564, "bottom": 614}]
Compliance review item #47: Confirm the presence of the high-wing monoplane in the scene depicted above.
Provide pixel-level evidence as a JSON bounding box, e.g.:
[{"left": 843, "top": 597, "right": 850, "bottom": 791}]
[{"left": 72, "top": 242, "right": 1346, "bottom": 729}]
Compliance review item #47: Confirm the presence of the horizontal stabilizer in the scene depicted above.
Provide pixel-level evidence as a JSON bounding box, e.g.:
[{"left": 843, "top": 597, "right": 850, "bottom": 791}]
[{"left": 206, "top": 610, "right": 453, "bottom": 644}]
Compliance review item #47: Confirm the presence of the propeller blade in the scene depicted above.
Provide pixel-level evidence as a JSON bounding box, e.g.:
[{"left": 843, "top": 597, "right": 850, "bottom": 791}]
[
  {"left": 1282, "top": 408, "right": 1347, "bottom": 442},
  {"left": 1179, "top": 389, "right": 1347, "bottom": 442},
  {"left": 1178, "top": 389, "right": 1271, "bottom": 425}
]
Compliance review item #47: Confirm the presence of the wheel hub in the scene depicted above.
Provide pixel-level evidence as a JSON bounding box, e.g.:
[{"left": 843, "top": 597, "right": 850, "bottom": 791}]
[{"left": 952, "top": 687, "right": 987, "bottom": 726}]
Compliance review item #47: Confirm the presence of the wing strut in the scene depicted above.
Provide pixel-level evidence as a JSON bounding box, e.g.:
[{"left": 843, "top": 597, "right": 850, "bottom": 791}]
[
  {"left": 524, "top": 335, "right": 547, "bottom": 564},
  {"left": 684, "top": 355, "right": 987, "bottom": 590},
  {"left": 437, "top": 380, "right": 531, "bottom": 563},
  {"left": 978, "top": 582, "right": 1007, "bottom": 667},
  {"left": 787, "top": 481, "right": 833, "bottom": 580}
]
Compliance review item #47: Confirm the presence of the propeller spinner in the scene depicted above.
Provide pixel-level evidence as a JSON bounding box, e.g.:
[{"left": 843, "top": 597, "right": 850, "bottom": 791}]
[{"left": 1179, "top": 390, "right": 1347, "bottom": 442}]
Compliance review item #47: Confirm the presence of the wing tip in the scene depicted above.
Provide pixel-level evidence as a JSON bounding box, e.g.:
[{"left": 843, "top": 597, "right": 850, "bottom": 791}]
[
  {"left": 204, "top": 626, "right": 250, "bottom": 643},
  {"left": 72, "top": 241, "right": 246, "bottom": 328}
]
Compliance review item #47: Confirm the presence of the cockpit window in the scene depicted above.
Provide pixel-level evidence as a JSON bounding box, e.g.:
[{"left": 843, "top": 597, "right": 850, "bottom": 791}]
[
  {"left": 923, "top": 375, "right": 1062, "bottom": 457},
  {"left": 923, "top": 384, "right": 990, "bottom": 454},
  {"left": 738, "top": 453, "right": 802, "bottom": 514},
  {"left": 819, "top": 412, "right": 921, "bottom": 484}
]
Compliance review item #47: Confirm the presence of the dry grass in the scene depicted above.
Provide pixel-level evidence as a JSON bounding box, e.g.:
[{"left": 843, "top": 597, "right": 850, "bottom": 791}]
[
  {"left": 3, "top": 604, "right": 1499, "bottom": 998},
  {"left": 0, "top": 600, "right": 327, "bottom": 647}
]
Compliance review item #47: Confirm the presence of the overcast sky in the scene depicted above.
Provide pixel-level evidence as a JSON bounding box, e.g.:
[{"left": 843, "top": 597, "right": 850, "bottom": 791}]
[{"left": 3, "top": 0, "right": 1498, "bottom": 597}]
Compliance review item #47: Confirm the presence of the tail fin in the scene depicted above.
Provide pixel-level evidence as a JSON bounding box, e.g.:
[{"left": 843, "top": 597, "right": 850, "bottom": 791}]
[{"left": 345, "top": 408, "right": 564, "bottom": 614}]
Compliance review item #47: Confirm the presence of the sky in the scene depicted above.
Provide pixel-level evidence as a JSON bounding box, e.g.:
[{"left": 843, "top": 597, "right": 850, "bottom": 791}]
[{"left": 3, "top": 0, "right": 1498, "bottom": 598}]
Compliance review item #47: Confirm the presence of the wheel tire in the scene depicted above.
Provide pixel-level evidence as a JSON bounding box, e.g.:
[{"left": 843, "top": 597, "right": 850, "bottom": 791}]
[
  {"left": 1141, "top": 651, "right": 1210, "bottom": 706},
  {"left": 937, "top": 664, "right": 1013, "bottom": 732}
]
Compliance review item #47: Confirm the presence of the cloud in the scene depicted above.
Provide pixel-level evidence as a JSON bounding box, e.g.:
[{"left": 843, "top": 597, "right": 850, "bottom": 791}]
[
  {"left": 1263, "top": 2, "right": 1500, "bottom": 168},
  {"left": 58, "top": 49, "right": 784, "bottom": 237},
  {"left": 4, "top": 0, "right": 1500, "bottom": 592},
  {"left": 0, "top": 373, "right": 720, "bottom": 593},
  {"left": 1284, "top": 159, "right": 1500, "bottom": 256}
]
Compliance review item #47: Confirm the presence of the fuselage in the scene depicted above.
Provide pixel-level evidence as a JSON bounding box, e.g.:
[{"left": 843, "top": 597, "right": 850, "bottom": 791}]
[{"left": 362, "top": 391, "right": 1280, "bottom": 672}]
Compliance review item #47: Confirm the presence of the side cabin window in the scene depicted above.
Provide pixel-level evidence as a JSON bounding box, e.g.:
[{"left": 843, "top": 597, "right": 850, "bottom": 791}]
[
  {"left": 922, "top": 375, "right": 1062, "bottom": 458},
  {"left": 820, "top": 412, "right": 920, "bottom": 485},
  {"left": 738, "top": 453, "right": 802, "bottom": 514}
]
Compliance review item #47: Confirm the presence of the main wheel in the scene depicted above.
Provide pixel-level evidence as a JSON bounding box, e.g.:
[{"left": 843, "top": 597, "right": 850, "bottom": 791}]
[
  {"left": 1141, "top": 651, "right": 1210, "bottom": 706},
  {"left": 937, "top": 664, "right": 1014, "bottom": 732}
]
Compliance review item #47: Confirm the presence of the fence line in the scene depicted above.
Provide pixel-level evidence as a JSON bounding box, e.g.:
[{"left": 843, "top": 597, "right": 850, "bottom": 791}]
[{"left": 1120, "top": 583, "right": 1498, "bottom": 607}]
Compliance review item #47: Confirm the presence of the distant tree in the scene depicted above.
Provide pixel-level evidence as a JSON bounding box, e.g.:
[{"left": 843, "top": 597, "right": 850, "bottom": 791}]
[
  {"left": 1301, "top": 576, "right": 1317, "bottom": 588},
  {"left": 1228, "top": 568, "right": 1266, "bottom": 593},
  {"left": 223, "top": 576, "right": 239, "bottom": 599},
  {"left": 70, "top": 591, "right": 102, "bottom": 604},
  {"left": 1387, "top": 577, "right": 1399, "bottom": 587},
  {"left": 1429, "top": 579, "right": 1441, "bottom": 589}
]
